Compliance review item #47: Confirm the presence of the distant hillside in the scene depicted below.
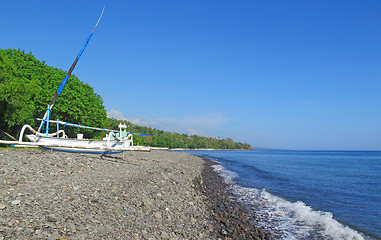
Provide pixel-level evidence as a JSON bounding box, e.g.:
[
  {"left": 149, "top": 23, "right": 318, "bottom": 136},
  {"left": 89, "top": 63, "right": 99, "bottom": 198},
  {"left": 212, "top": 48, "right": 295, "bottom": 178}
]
[{"left": 107, "top": 118, "right": 253, "bottom": 150}]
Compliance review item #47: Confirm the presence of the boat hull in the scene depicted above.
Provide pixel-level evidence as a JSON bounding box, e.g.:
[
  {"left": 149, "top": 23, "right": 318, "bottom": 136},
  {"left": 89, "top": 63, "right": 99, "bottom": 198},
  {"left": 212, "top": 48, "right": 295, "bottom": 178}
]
[
  {"left": 25, "top": 134, "right": 150, "bottom": 152},
  {"left": 39, "top": 146, "right": 123, "bottom": 154}
]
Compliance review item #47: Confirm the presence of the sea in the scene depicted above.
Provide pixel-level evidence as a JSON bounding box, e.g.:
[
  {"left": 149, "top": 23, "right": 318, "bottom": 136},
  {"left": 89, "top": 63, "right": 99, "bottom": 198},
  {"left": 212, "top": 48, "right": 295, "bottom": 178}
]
[{"left": 185, "top": 150, "right": 381, "bottom": 240}]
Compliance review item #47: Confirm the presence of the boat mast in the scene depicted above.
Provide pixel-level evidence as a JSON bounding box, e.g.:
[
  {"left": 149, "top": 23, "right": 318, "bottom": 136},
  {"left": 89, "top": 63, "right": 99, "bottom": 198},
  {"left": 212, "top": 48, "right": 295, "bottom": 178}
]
[{"left": 38, "top": 6, "right": 105, "bottom": 132}]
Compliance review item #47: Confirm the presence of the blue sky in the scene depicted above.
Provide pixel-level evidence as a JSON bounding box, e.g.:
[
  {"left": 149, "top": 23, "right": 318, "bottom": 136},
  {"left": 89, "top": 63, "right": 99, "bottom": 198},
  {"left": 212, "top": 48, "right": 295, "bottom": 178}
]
[{"left": 1, "top": 0, "right": 380, "bottom": 150}]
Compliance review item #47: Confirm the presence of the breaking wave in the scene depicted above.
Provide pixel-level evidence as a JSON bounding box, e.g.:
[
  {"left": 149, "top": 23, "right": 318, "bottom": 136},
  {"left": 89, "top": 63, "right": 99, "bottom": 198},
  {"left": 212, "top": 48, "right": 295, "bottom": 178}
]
[{"left": 212, "top": 163, "right": 367, "bottom": 240}]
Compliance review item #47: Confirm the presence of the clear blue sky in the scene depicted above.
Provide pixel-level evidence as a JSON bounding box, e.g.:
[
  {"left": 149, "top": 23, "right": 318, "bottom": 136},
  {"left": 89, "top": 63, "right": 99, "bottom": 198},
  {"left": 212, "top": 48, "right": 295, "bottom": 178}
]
[{"left": 1, "top": 0, "right": 380, "bottom": 150}]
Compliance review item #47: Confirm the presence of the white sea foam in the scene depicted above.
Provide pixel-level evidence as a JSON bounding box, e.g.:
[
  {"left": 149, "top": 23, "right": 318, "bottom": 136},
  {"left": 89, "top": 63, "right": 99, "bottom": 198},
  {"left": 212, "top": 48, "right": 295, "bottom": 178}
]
[
  {"left": 212, "top": 164, "right": 238, "bottom": 185},
  {"left": 260, "top": 190, "right": 365, "bottom": 240},
  {"left": 212, "top": 163, "right": 366, "bottom": 240}
]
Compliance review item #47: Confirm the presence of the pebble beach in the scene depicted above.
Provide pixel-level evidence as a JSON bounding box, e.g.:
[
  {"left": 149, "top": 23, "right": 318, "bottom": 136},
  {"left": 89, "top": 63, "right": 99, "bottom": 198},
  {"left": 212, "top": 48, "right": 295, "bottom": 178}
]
[{"left": 0, "top": 149, "right": 273, "bottom": 240}]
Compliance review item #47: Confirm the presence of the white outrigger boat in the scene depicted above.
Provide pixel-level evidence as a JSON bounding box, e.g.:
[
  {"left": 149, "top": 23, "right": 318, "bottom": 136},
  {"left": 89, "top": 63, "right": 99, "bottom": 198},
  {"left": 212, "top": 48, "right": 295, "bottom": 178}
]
[
  {"left": 21, "top": 122, "right": 149, "bottom": 153},
  {"left": 0, "top": 7, "right": 150, "bottom": 154},
  {"left": 0, "top": 121, "right": 150, "bottom": 154}
]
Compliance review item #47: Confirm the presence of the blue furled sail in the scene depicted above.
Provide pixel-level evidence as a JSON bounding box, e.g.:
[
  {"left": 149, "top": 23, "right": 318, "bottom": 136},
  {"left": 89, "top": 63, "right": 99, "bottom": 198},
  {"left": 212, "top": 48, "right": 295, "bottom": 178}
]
[{"left": 38, "top": 6, "right": 105, "bottom": 132}]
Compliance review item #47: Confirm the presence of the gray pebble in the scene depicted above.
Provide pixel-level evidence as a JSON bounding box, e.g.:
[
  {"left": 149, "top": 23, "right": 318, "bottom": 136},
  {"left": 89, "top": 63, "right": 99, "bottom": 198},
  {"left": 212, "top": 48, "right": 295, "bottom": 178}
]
[
  {"left": 0, "top": 149, "right": 216, "bottom": 239},
  {"left": 97, "top": 225, "right": 107, "bottom": 236},
  {"left": 46, "top": 215, "right": 57, "bottom": 223},
  {"left": 161, "top": 231, "right": 170, "bottom": 239},
  {"left": 11, "top": 200, "right": 20, "bottom": 205}
]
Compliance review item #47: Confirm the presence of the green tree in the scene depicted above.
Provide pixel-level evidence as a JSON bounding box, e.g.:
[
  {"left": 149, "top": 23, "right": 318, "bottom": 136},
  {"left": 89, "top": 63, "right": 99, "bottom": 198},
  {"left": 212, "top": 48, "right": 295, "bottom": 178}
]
[{"left": 0, "top": 49, "right": 107, "bottom": 139}]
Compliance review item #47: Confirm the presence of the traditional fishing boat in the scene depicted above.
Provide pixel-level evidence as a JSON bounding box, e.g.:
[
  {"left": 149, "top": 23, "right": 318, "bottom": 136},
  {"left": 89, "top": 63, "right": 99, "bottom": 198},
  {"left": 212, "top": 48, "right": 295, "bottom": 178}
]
[
  {"left": 17, "top": 121, "right": 150, "bottom": 153},
  {"left": 0, "top": 7, "right": 150, "bottom": 153}
]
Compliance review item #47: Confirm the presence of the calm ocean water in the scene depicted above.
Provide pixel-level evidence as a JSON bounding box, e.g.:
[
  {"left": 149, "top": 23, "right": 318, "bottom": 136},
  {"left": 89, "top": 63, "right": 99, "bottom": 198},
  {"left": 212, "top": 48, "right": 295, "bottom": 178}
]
[{"left": 185, "top": 150, "right": 381, "bottom": 240}]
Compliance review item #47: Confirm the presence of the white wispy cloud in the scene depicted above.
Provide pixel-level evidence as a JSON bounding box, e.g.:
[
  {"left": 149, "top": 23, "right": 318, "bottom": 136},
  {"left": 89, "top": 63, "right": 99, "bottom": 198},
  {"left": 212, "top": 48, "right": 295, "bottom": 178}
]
[
  {"left": 107, "top": 109, "right": 151, "bottom": 126},
  {"left": 107, "top": 109, "right": 127, "bottom": 120},
  {"left": 107, "top": 109, "right": 227, "bottom": 135},
  {"left": 187, "top": 128, "right": 198, "bottom": 136}
]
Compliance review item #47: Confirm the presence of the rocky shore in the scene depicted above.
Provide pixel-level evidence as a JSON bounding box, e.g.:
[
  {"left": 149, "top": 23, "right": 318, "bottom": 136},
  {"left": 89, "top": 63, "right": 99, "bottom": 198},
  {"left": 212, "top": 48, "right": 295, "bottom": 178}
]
[
  {"left": 195, "top": 157, "right": 274, "bottom": 240},
  {"left": 0, "top": 149, "right": 273, "bottom": 239}
]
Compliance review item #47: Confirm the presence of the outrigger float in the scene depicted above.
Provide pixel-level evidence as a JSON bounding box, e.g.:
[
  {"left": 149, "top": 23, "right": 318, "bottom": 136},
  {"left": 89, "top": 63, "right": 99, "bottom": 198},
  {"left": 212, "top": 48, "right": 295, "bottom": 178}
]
[{"left": 0, "top": 7, "right": 150, "bottom": 154}]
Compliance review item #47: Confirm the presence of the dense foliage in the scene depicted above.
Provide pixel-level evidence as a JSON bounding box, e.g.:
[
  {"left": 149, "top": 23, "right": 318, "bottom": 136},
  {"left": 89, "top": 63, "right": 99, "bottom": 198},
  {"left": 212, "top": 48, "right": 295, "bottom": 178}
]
[
  {"left": 107, "top": 118, "right": 253, "bottom": 150},
  {"left": 0, "top": 49, "right": 107, "bottom": 139},
  {"left": 0, "top": 49, "right": 252, "bottom": 149}
]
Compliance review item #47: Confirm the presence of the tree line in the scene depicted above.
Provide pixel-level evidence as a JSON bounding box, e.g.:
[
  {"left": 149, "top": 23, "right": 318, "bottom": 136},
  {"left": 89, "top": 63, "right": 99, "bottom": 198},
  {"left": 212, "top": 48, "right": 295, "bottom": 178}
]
[
  {"left": 107, "top": 118, "right": 252, "bottom": 150},
  {"left": 0, "top": 48, "right": 252, "bottom": 150}
]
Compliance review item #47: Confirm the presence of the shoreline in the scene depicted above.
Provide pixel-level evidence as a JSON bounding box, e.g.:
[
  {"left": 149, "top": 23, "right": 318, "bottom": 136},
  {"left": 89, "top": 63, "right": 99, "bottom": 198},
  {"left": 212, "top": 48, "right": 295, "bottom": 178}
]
[
  {"left": 0, "top": 149, "right": 272, "bottom": 239},
  {"left": 195, "top": 156, "right": 274, "bottom": 240},
  {"left": 170, "top": 148, "right": 254, "bottom": 151}
]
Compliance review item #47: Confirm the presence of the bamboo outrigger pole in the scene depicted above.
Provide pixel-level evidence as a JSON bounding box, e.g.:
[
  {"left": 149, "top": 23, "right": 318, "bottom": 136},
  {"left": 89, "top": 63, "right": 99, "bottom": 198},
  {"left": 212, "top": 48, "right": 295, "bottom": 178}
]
[
  {"left": 38, "top": 6, "right": 105, "bottom": 132},
  {"left": 37, "top": 118, "right": 152, "bottom": 136}
]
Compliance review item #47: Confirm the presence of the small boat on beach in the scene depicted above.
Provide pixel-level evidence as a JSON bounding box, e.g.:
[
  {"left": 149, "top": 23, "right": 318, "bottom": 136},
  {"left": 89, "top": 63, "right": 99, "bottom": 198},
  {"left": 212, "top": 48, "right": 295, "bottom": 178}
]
[
  {"left": 19, "top": 122, "right": 149, "bottom": 153},
  {"left": 0, "top": 7, "right": 150, "bottom": 153}
]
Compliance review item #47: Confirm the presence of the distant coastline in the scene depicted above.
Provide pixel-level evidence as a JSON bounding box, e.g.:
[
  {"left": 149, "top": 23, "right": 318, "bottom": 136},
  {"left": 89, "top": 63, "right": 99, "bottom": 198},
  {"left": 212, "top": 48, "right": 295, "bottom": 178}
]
[{"left": 169, "top": 148, "right": 254, "bottom": 151}]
